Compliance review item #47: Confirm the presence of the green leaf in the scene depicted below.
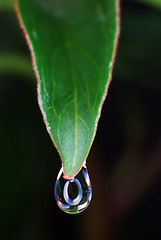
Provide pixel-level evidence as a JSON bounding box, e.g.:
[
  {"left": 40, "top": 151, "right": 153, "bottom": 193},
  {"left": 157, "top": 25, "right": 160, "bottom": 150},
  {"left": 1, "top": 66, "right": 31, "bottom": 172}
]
[
  {"left": 0, "top": 54, "right": 33, "bottom": 78},
  {"left": 139, "top": 0, "right": 161, "bottom": 9},
  {"left": 15, "top": 0, "right": 119, "bottom": 178},
  {"left": 0, "top": 0, "right": 13, "bottom": 10}
]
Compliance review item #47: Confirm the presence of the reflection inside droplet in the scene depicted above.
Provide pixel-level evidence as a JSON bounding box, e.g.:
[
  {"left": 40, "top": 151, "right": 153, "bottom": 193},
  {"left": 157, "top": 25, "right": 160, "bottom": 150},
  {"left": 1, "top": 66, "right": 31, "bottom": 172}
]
[{"left": 54, "top": 165, "right": 92, "bottom": 214}]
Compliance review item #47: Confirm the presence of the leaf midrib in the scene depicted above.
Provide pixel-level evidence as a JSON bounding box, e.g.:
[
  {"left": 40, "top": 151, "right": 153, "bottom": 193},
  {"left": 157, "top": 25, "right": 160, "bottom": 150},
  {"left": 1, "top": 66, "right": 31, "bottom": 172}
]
[
  {"left": 54, "top": 0, "right": 111, "bottom": 172},
  {"left": 56, "top": 21, "right": 78, "bottom": 171}
]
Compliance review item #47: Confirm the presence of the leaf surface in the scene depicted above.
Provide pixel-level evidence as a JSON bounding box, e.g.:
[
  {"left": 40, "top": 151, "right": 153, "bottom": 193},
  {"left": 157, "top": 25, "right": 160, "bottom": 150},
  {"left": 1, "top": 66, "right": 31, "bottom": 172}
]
[{"left": 15, "top": 0, "right": 119, "bottom": 178}]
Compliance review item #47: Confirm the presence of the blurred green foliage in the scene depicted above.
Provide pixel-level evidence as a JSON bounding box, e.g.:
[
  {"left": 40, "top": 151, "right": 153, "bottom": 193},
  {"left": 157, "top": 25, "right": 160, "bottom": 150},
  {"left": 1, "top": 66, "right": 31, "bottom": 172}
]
[
  {"left": 0, "top": 0, "right": 13, "bottom": 10},
  {"left": 0, "top": 0, "right": 161, "bottom": 240},
  {"left": 139, "top": 0, "right": 161, "bottom": 9}
]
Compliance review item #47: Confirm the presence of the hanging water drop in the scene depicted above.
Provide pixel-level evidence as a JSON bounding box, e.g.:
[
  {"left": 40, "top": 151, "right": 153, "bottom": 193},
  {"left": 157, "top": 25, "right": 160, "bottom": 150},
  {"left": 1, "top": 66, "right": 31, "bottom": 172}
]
[{"left": 54, "top": 165, "right": 92, "bottom": 214}]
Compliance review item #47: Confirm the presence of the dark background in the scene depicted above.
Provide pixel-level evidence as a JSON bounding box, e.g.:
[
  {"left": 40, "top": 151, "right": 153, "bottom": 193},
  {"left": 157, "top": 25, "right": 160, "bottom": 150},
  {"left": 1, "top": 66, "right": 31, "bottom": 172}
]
[{"left": 0, "top": 0, "right": 161, "bottom": 239}]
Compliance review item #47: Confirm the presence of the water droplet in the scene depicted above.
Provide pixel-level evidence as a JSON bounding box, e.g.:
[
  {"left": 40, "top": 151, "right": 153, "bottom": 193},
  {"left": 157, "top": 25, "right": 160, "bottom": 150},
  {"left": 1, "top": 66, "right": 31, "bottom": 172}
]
[{"left": 54, "top": 165, "right": 92, "bottom": 214}]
